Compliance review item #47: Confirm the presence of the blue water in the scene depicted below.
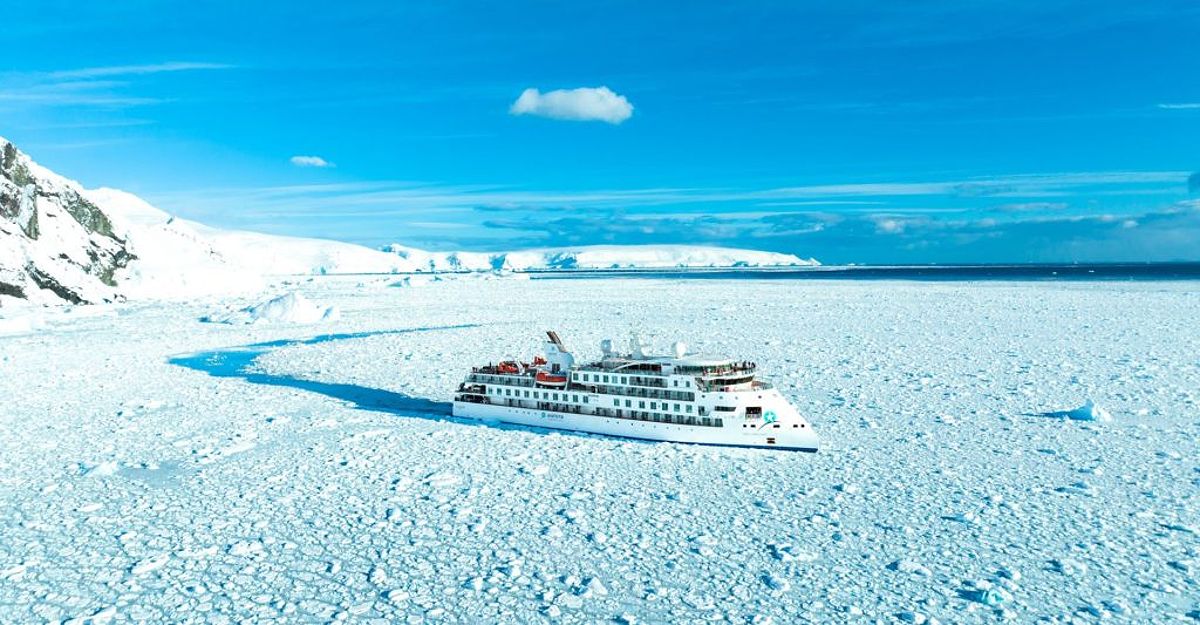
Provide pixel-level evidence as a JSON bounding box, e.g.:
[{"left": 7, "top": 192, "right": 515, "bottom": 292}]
[
  {"left": 528, "top": 263, "right": 1200, "bottom": 282},
  {"left": 168, "top": 326, "right": 468, "bottom": 419}
]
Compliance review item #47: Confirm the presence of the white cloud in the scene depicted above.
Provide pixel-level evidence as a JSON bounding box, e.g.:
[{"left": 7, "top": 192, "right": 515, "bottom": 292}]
[
  {"left": 509, "top": 86, "right": 633, "bottom": 124},
  {"left": 1157, "top": 103, "right": 1200, "bottom": 110},
  {"left": 873, "top": 217, "right": 906, "bottom": 234},
  {"left": 290, "top": 155, "right": 333, "bottom": 168}
]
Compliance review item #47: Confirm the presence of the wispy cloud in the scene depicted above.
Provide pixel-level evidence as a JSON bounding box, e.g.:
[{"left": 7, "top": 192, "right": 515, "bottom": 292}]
[
  {"left": 1157, "top": 102, "right": 1200, "bottom": 110},
  {"left": 139, "top": 168, "right": 1196, "bottom": 255},
  {"left": 48, "top": 62, "right": 233, "bottom": 80},
  {"left": 0, "top": 61, "right": 231, "bottom": 110},
  {"left": 510, "top": 86, "right": 633, "bottom": 124},
  {"left": 477, "top": 202, "right": 1200, "bottom": 264},
  {"left": 150, "top": 170, "right": 1192, "bottom": 221},
  {"left": 290, "top": 155, "right": 334, "bottom": 168},
  {"left": 995, "top": 202, "right": 1069, "bottom": 212}
]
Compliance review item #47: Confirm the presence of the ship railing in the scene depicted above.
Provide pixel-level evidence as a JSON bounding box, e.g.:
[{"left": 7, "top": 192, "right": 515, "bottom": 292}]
[
  {"left": 467, "top": 373, "right": 535, "bottom": 388},
  {"left": 698, "top": 378, "right": 763, "bottom": 392},
  {"left": 587, "top": 385, "right": 695, "bottom": 402}
]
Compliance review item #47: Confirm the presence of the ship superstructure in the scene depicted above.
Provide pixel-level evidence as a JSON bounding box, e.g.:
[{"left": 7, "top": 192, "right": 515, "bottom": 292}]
[{"left": 453, "top": 331, "right": 818, "bottom": 450}]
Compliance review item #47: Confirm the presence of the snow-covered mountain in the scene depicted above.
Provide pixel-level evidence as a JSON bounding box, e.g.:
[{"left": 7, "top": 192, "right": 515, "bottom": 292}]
[
  {"left": 383, "top": 244, "right": 815, "bottom": 272},
  {"left": 82, "top": 187, "right": 411, "bottom": 301},
  {"left": 1, "top": 137, "right": 817, "bottom": 306},
  {"left": 1, "top": 139, "right": 133, "bottom": 305}
]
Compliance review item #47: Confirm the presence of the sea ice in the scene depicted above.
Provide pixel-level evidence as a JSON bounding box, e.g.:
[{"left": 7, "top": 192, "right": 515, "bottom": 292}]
[
  {"left": 0, "top": 277, "right": 1196, "bottom": 623},
  {"left": 204, "top": 291, "right": 340, "bottom": 325}
]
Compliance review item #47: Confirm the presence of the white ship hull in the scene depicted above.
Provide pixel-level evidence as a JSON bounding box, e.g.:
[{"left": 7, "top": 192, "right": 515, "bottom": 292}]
[{"left": 452, "top": 401, "right": 819, "bottom": 451}]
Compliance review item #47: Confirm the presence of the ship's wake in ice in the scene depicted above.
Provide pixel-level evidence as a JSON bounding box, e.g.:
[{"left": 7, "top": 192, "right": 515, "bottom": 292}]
[{"left": 168, "top": 326, "right": 473, "bottom": 418}]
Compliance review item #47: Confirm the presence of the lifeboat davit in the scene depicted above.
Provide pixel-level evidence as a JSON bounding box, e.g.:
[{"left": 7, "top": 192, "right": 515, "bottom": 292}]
[{"left": 536, "top": 370, "right": 568, "bottom": 387}]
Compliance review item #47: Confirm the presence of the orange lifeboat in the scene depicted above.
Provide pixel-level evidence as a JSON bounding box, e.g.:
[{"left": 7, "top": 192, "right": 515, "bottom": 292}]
[
  {"left": 496, "top": 361, "right": 521, "bottom": 374},
  {"left": 535, "top": 370, "right": 568, "bottom": 387}
]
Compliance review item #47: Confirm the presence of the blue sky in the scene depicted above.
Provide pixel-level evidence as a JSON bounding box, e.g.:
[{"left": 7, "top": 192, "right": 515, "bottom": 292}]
[{"left": 3, "top": 1, "right": 1199, "bottom": 263}]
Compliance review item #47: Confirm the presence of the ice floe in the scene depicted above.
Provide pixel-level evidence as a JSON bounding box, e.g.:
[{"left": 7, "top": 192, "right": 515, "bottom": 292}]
[
  {"left": 1039, "top": 399, "right": 1114, "bottom": 422},
  {"left": 203, "top": 291, "right": 340, "bottom": 325}
]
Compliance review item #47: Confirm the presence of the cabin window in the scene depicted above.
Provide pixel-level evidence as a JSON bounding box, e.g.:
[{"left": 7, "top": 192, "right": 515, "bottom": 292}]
[
  {"left": 603, "top": 375, "right": 609, "bottom": 383},
  {"left": 686, "top": 405, "right": 693, "bottom": 413},
  {"left": 650, "top": 402, "right": 657, "bottom": 410},
  {"left": 505, "top": 389, "right": 511, "bottom": 396},
  {"left": 572, "top": 394, "right": 579, "bottom": 403},
  {"left": 701, "top": 418, "right": 712, "bottom": 426},
  {"left": 715, "top": 405, "right": 736, "bottom": 412},
  {"left": 621, "top": 376, "right": 627, "bottom": 384},
  {"left": 524, "top": 390, "right": 530, "bottom": 398},
  {"left": 625, "top": 399, "right": 631, "bottom": 407},
  {"left": 674, "top": 403, "right": 681, "bottom": 412},
  {"left": 715, "top": 419, "right": 723, "bottom": 427},
  {"left": 552, "top": 393, "right": 559, "bottom": 401},
  {"left": 638, "top": 401, "right": 646, "bottom": 409},
  {"left": 746, "top": 406, "right": 763, "bottom": 417},
  {"left": 582, "top": 396, "right": 588, "bottom": 404}
]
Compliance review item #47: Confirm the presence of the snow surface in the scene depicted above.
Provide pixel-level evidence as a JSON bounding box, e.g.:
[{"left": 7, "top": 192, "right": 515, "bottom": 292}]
[{"left": 0, "top": 277, "right": 1197, "bottom": 623}]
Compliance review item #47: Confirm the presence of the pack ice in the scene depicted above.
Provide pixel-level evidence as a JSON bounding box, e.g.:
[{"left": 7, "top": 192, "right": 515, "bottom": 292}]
[{"left": 1, "top": 276, "right": 1197, "bottom": 624}]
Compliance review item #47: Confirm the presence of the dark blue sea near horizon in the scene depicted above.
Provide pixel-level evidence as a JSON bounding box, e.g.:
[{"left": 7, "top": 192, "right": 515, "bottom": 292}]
[{"left": 528, "top": 263, "right": 1200, "bottom": 282}]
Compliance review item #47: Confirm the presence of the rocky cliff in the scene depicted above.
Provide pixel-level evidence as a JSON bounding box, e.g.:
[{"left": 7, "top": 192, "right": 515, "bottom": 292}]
[{"left": 0, "top": 139, "right": 133, "bottom": 305}]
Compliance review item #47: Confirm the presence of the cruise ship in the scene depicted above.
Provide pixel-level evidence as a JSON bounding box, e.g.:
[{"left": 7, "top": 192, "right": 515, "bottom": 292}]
[{"left": 452, "top": 331, "right": 819, "bottom": 451}]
